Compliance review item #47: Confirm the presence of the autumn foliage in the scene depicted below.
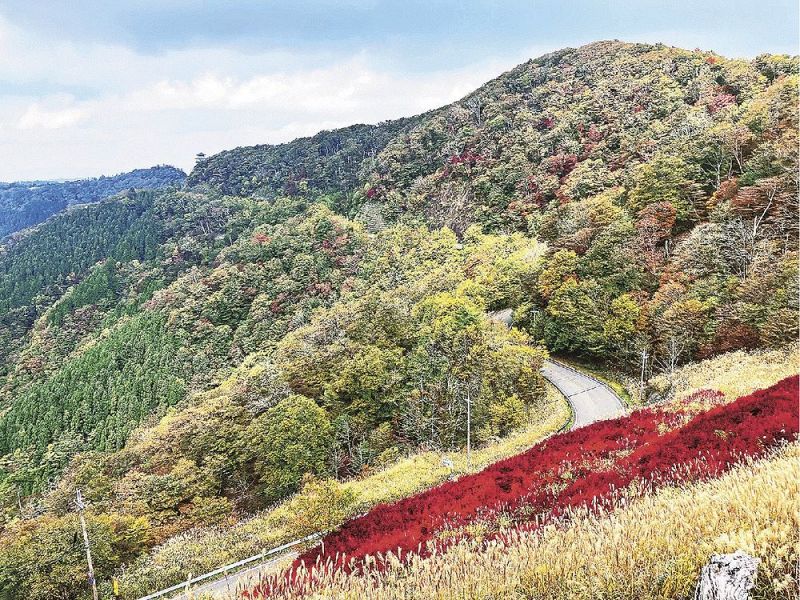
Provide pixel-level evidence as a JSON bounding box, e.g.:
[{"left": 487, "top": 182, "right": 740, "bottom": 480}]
[{"left": 253, "top": 376, "right": 798, "bottom": 596}]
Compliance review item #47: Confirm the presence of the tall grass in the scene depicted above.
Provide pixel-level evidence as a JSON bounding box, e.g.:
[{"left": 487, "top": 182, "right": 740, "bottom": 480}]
[
  {"left": 245, "top": 443, "right": 799, "bottom": 600},
  {"left": 649, "top": 346, "right": 799, "bottom": 403},
  {"left": 118, "top": 386, "right": 569, "bottom": 597}
]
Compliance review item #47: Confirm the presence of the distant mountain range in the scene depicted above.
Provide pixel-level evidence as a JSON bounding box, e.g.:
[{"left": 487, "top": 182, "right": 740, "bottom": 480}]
[{"left": 0, "top": 165, "right": 186, "bottom": 237}]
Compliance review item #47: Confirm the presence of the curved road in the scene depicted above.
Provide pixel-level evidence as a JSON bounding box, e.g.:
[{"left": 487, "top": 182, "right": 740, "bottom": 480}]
[
  {"left": 541, "top": 360, "right": 626, "bottom": 429},
  {"left": 159, "top": 359, "right": 625, "bottom": 599},
  {"left": 487, "top": 309, "right": 626, "bottom": 428}
]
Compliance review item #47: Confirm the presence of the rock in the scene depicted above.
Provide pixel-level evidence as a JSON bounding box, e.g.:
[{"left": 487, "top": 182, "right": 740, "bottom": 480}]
[
  {"left": 487, "top": 308, "right": 513, "bottom": 327},
  {"left": 695, "top": 551, "right": 759, "bottom": 600}
]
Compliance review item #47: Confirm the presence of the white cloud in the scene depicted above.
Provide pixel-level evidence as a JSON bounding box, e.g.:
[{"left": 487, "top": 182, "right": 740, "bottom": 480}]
[
  {"left": 18, "top": 98, "right": 90, "bottom": 130},
  {"left": 0, "top": 13, "right": 529, "bottom": 180},
  {"left": 121, "top": 55, "right": 498, "bottom": 117},
  {"left": 0, "top": 47, "right": 513, "bottom": 180}
]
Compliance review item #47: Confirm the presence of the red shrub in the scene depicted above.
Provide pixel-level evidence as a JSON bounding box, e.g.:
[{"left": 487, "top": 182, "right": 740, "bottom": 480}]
[
  {"left": 536, "top": 116, "right": 555, "bottom": 130},
  {"left": 706, "top": 92, "right": 737, "bottom": 114},
  {"left": 255, "top": 377, "right": 798, "bottom": 596},
  {"left": 587, "top": 124, "right": 604, "bottom": 142},
  {"left": 448, "top": 150, "right": 484, "bottom": 166},
  {"left": 545, "top": 153, "right": 578, "bottom": 177},
  {"left": 251, "top": 232, "right": 271, "bottom": 245}
]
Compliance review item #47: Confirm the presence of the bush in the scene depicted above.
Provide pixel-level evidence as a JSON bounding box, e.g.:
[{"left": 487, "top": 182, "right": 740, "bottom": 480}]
[{"left": 246, "top": 395, "right": 333, "bottom": 502}]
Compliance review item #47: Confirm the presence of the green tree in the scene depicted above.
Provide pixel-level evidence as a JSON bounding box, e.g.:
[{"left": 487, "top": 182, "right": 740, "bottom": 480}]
[
  {"left": 247, "top": 395, "right": 333, "bottom": 502},
  {"left": 537, "top": 250, "right": 578, "bottom": 300},
  {"left": 601, "top": 293, "right": 641, "bottom": 353},
  {"left": 0, "top": 512, "right": 149, "bottom": 600},
  {"left": 628, "top": 155, "right": 704, "bottom": 221},
  {"left": 543, "top": 278, "right": 606, "bottom": 354}
]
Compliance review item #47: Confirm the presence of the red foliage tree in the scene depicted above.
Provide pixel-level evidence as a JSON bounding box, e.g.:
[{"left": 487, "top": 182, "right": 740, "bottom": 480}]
[
  {"left": 697, "top": 320, "right": 760, "bottom": 358},
  {"left": 545, "top": 153, "right": 578, "bottom": 178},
  {"left": 587, "top": 124, "right": 604, "bottom": 142},
  {"left": 707, "top": 177, "right": 739, "bottom": 211},
  {"left": 536, "top": 116, "right": 555, "bottom": 131},
  {"left": 706, "top": 92, "right": 736, "bottom": 114},
  {"left": 635, "top": 201, "right": 677, "bottom": 274}
]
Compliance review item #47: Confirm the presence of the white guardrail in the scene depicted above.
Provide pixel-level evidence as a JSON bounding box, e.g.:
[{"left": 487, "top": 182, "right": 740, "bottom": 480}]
[{"left": 137, "top": 533, "right": 321, "bottom": 600}]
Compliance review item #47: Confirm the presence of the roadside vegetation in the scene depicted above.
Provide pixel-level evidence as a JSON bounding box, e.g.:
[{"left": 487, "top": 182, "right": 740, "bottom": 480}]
[
  {"left": 247, "top": 375, "right": 796, "bottom": 596},
  {"left": 114, "top": 389, "right": 568, "bottom": 597},
  {"left": 252, "top": 442, "right": 798, "bottom": 600},
  {"left": 647, "top": 346, "right": 799, "bottom": 403}
]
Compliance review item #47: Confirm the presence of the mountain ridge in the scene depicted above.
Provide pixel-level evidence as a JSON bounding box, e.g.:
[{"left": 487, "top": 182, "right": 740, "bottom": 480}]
[
  {"left": 0, "top": 165, "right": 186, "bottom": 238},
  {"left": 188, "top": 40, "right": 798, "bottom": 231}
]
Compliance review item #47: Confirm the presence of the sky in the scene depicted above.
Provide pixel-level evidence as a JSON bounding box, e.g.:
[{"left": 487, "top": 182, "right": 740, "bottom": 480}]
[{"left": 0, "top": 0, "right": 797, "bottom": 182}]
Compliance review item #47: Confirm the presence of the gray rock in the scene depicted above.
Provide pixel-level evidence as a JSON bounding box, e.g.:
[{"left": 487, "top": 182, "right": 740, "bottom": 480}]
[
  {"left": 487, "top": 308, "right": 513, "bottom": 327},
  {"left": 695, "top": 551, "right": 759, "bottom": 600}
]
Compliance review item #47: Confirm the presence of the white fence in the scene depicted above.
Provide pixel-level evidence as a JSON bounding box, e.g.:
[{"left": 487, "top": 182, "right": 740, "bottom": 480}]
[{"left": 137, "top": 533, "right": 321, "bottom": 600}]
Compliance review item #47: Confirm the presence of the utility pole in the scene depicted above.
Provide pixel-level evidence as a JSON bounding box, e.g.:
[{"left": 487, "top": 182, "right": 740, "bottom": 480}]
[
  {"left": 76, "top": 489, "right": 99, "bottom": 600},
  {"left": 466, "top": 387, "right": 472, "bottom": 471},
  {"left": 639, "top": 348, "right": 649, "bottom": 404}
]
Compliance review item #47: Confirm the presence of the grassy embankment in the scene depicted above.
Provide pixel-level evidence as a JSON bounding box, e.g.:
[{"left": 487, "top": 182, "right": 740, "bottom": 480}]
[{"left": 119, "top": 384, "right": 570, "bottom": 597}]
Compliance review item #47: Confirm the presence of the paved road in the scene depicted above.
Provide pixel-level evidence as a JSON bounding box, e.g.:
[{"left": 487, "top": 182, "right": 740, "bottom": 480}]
[
  {"left": 171, "top": 553, "right": 295, "bottom": 599},
  {"left": 541, "top": 360, "right": 626, "bottom": 429},
  {"left": 162, "top": 357, "right": 625, "bottom": 599},
  {"left": 484, "top": 311, "right": 625, "bottom": 428}
]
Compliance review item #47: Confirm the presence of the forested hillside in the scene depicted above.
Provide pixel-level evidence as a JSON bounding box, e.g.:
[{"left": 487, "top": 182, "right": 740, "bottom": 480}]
[
  {"left": 0, "top": 41, "right": 797, "bottom": 599},
  {"left": 192, "top": 41, "right": 798, "bottom": 370},
  {"left": 0, "top": 165, "right": 185, "bottom": 237},
  {"left": 188, "top": 119, "right": 419, "bottom": 202}
]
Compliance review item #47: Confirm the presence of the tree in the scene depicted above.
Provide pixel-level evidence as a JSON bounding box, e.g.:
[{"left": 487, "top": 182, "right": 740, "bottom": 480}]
[
  {"left": 543, "top": 278, "right": 606, "bottom": 354},
  {"left": 537, "top": 250, "right": 578, "bottom": 300},
  {"left": 0, "top": 512, "right": 149, "bottom": 600},
  {"left": 628, "top": 155, "right": 704, "bottom": 221},
  {"left": 247, "top": 395, "right": 333, "bottom": 502},
  {"left": 561, "top": 159, "right": 616, "bottom": 201},
  {"left": 730, "top": 177, "right": 798, "bottom": 260},
  {"left": 651, "top": 297, "right": 711, "bottom": 367},
  {"left": 635, "top": 202, "right": 677, "bottom": 276},
  {"left": 284, "top": 475, "right": 358, "bottom": 539},
  {"left": 601, "top": 294, "right": 641, "bottom": 354}
]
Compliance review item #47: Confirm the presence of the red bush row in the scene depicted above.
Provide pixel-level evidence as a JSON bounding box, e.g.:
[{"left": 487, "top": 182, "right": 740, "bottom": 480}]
[{"left": 255, "top": 376, "right": 798, "bottom": 595}]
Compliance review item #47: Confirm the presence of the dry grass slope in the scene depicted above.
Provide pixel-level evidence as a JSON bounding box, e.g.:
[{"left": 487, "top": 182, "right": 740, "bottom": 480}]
[
  {"left": 649, "top": 346, "right": 799, "bottom": 403},
  {"left": 254, "top": 444, "right": 799, "bottom": 600}
]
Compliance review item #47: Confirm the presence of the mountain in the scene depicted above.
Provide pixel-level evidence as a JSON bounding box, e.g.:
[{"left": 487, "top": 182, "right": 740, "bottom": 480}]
[
  {"left": 190, "top": 41, "right": 797, "bottom": 233},
  {"left": 188, "top": 119, "right": 420, "bottom": 200},
  {"left": 0, "top": 165, "right": 186, "bottom": 238},
  {"left": 0, "top": 41, "right": 796, "bottom": 599}
]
